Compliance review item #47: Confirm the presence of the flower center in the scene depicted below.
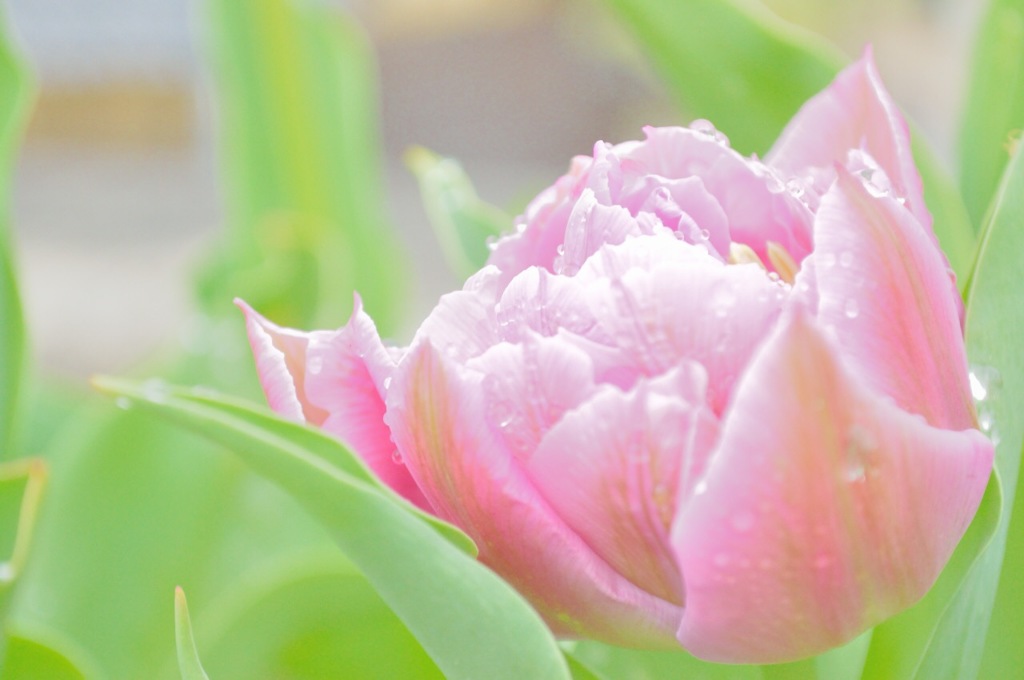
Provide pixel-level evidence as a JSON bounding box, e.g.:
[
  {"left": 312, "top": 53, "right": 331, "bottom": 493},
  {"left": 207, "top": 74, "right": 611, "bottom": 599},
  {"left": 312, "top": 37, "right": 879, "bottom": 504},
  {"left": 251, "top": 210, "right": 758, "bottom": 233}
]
[{"left": 727, "top": 241, "right": 799, "bottom": 284}]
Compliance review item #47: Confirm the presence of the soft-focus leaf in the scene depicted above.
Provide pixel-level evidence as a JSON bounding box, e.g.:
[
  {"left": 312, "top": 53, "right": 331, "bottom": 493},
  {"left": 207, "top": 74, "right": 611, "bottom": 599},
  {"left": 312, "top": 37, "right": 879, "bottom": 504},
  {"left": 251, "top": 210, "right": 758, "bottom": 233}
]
[
  {"left": 0, "top": 624, "right": 96, "bottom": 680},
  {"left": 201, "top": 0, "right": 406, "bottom": 331},
  {"left": 958, "top": 138, "right": 1024, "bottom": 679},
  {"left": 0, "top": 458, "right": 47, "bottom": 619},
  {"left": 958, "top": 0, "right": 1024, "bottom": 228},
  {"left": 405, "top": 146, "right": 512, "bottom": 277},
  {"left": 165, "top": 554, "right": 442, "bottom": 680},
  {"left": 595, "top": 0, "right": 977, "bottom": 281},
  {"left": 569, "top": 641, "right": 764, "bottom": 680},
  {"left": 0, "top": 5, "right": 32, "bottom": 460},
  {"left": 174, "top": 589, "right": 210, "bottom": 680},
  {"left": 95, "top": 378, "right": 570, "bottom": 680},
  {"left": 596, "top": 0, "right": 841, "bottom": 155}
]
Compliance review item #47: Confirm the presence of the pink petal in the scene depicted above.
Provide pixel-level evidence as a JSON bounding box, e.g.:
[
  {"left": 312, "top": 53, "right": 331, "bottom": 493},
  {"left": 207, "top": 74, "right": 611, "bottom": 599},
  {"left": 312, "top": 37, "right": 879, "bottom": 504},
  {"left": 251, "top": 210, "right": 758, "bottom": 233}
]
[
  {"left": 560, "top": 188, "right": 647, "bottom": 275},
  {"left": 384, "top": 341, "right": 683, "bottom": 647},
  {"left": 767, "top": 47, "right": 929, "bottom": 231},
  {"left": 626, "top": 126, "right": 814, "bottom": 262},
  {"left": 812, "top": 168, "right": 973, "bottom": 430},
  {"left": 529, "top": 363, "right": 719, "bottom": 605},
  {"left": 236, "top": 298, "right": 326, "bottom": 424},
  {"left": 576, "top": 235, "right": 787, "bottom": 412},
  {"left": 465, "top": 332, "right": 597, "bottom": 462},
  {"left": 672, "top": 310, "right": 993, "bottom": 663},
  {"left": 303, "top": 297, "right": 429, "bottom": 509},
  {"left": 410, "top": 266, "right": 503, "bottom": 363}
]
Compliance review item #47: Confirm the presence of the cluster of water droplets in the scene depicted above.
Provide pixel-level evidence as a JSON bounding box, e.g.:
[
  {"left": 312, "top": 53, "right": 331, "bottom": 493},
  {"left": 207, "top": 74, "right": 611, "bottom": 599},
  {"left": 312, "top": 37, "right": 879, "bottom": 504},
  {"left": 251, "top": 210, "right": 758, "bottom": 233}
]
[{"left": 969, "top": 364, "right": 1002, "bottom": 445}]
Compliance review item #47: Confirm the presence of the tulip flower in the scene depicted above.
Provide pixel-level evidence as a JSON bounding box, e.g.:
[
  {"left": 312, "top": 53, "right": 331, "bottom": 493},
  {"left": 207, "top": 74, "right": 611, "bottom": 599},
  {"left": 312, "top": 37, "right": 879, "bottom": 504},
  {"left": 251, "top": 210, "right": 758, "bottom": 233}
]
[{"left": 238, "top": 49, "right": 993, "bottom": 663}]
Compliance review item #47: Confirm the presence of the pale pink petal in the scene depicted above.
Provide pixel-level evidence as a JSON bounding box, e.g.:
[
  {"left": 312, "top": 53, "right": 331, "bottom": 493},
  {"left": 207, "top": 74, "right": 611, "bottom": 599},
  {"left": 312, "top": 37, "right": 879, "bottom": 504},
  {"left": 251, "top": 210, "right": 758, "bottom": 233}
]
[
  {"left": 384, "top": 342, "right": 683, "bottom": 646},
  {"left": 235, "top": 298, "right": 326, "bottom": 424},
  {"left": 620, "top": 175, "right": 731, "bottom": 257},
  {"left": 767, "top": 47, "right": 929, "bottom": 230},
  {"left": 813, "top": 168, "right": 973, "bottom": 430},
  {"left": 495, "top": 267, "right": 602, "bottom": 342},
  {"left": 410, "top": 266, "right": 503, "bottom": 362},
  {"left": 672, "top": 310, "right": 993, "bottom": 663},
  {"left": 625, "top": 126, "right": 814, "bottom": 262},
  {"left": 577, "top": 235, "right": 787, "bottom": 412},
  {"left": 487, "top": 156, "right": 591, "bottom": 285},
  {"left": 529, "top": 363, "right": 718, "bottom": 605},
  {"left": 303, "top": 297, "right": 428, "bottom": 509},
  {"left": 560, "top": 188, "right": 646, "bottom": 275}
]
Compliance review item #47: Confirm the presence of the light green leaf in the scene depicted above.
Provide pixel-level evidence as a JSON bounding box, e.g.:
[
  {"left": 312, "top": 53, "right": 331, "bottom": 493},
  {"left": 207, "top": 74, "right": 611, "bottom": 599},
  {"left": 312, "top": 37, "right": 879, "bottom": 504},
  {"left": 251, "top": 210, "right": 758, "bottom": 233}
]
[
  {"left": 162, "top": 554, "right": 442, "bottom": 680},
  {"left": 958, "top": 0, "right": 1024, "bottom": 228},
  {"left": 95, "top": 378, "right": 570, "bottom": 680},
  {"left": 594, "top": 0, "right": 977, "bottom": 282},
  {"left": 957, "top": 138, "right": 1024, "bottom": 679},
  {"left": 568, "top": 641, "right": 763, "bottom": 680},
  {"left": 405, "top": 146, "right": 512, "bottom": 277},
  {"left": 174, "top": 589, "right": 210, "bottom": 680},
  {"left": 201, "top": 0, "right": 406, "bottom": 331},
  {"left": 0, "top": 623, "right": 97, "bottom": 680},
  {"left": 0, "top": 458, "right": 48, "bottom": 611},
  {"left": 0, "top": 5, "right": 32, "bottom": 460},
  {"left": 596, "top": 0, "right": 842, "bottom": 156}
]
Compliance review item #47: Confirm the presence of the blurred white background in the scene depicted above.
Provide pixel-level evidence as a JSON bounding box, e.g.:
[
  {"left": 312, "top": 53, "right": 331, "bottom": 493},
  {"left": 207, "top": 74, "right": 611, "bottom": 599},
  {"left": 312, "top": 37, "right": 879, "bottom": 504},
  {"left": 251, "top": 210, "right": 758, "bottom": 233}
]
[{"left": 4, "top": 0, "right": 982, "bottom": 380}]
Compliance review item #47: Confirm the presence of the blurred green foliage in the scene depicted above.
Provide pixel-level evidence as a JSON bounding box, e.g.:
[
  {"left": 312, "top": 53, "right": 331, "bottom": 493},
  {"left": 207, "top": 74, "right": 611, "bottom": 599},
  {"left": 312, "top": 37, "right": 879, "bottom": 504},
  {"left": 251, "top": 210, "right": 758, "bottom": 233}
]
[{"left": 0, "top": 0, "right": 1020, "bottom": 678}]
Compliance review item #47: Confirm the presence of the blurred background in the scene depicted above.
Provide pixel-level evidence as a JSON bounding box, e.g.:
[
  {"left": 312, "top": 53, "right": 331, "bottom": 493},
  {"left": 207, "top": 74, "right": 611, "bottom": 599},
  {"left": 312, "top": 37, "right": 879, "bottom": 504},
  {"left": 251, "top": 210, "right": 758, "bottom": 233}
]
[{"left": 5, "top": 0, "right": 982, "bottom": 381}]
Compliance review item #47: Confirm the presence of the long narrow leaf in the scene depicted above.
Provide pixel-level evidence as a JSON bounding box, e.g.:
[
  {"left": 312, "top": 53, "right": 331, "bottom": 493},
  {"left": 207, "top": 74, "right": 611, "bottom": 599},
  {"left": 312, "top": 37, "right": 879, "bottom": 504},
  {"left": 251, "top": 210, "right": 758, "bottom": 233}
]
[
  {"left": 201, "top": 0, "right": 406, "bottom": 331},
  {"left": 958, "top": 0, "right": 1024, "bottom": 227},
  {"left": 174, "top": 588, "right": 211, "bottom": 680},
  {"left": 95, "top": 378, "right": 570, "bottom": 680},
  {"left": 0, "top": 6, "right": 32, "bottom": 460}
]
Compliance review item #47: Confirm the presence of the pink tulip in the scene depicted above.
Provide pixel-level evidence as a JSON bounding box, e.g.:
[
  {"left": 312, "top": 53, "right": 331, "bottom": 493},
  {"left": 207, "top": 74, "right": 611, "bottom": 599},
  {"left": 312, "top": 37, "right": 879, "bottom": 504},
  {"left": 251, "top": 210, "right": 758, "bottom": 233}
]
[{"left": 238, "top": 48, "right": 993, "bottom": 663}]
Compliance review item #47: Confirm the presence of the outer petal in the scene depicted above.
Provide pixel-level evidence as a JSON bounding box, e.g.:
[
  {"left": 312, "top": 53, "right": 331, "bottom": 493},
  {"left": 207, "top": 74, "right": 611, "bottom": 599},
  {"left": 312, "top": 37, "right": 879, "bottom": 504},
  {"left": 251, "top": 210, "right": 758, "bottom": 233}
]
[
  {"left": 672, "top": 310, "right": 993, "bottom": 663},
  {"left": 767, "top": 47, "right": 929, "bottom": 231},
  {"left": 813, "top": 168, "right": 973, "bottom": 430},
  {"left": 384, "top": 341, "right": 683, "bottom": 647},
  {"left": 529, "top": 362, "right": 719, "bottom": 605},
  {"left": 304, "top": 297, "right": 429, "bottom": 509},
  {"left": 236, "top": 298, "right": 325, "bottom": 424}
]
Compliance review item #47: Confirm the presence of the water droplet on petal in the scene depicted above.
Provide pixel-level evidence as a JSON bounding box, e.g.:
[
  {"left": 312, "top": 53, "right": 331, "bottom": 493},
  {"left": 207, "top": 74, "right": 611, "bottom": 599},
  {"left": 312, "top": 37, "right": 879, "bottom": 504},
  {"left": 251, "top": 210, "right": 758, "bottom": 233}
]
[
  {"left": 391, "top": 449, "right": 403, "bottom": 464},
  {"left": 843, "top": 299, "right": 860, "bottom": 319},
  {"left": 383, "top": 376, "right": 393, "bottom": 390},
  {"left": 839, "top": 251, "right": 854, "bottom": 268},
  {"left": 308, "top": 356, "right": 324, "bottom": 375},
  {"left": 731, "top": 512, "right": 754, "bottom": 532}
]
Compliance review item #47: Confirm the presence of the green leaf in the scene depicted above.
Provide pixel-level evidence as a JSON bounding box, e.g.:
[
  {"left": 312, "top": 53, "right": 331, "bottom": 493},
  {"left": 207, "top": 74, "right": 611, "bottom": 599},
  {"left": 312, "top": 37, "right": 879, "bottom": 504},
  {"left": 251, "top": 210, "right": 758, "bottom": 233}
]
[
  {"left": 162, "top": 554, "right": 442, "bottom": 680},
  {"left": 174, "top": 588, "right": 211, "bottom": 680},
  {"left": 959, "top": 139, "right": 1024, "bottom": 678},
  {"left": 95, "top": 378, "right": 571, "bottom": 680},
  {"left": 568, "top": 641, "right": 763, "bottom": 680},
  {"left": 201, "top": 0, "right": 406, "bottom": 331},
  {"left": 0, "top": 458, "right": 48, "bottom": 615},
  {"left": 0, "top": 5, "right": 32, "bottom": 460},
  {"left": 596, "top": 0, "right": 842, "bottom": 156},
  {"left": 405, "top": 146, "right": 512, "bottom": 277},
  {"left": 594, "top": 0, "right": 977, "bottom": 282},
  {"left": 0, "top": 624, "right": 96, "bottom": 680},
  {"left": 958, "top": 0, "right": 1024, "bottom": 228}
]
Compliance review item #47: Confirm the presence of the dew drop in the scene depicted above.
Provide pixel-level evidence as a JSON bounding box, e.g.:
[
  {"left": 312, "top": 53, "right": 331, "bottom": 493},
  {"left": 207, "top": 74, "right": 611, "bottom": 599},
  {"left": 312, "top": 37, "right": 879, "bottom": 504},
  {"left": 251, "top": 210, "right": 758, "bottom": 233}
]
[
  {"left": 693, "top": 480, "right": 709, "bottom": 496},
  {"left": 820, "top": 252, "right": 837, "bottom": 268},
  {"left": 308, "top": 356, "right": 324, "bottom": 375},
  {"left": 115, "top": 397, "right": 133, "bottom": 411},
  {"left": 839, "top": 251, "right": 854, "bottom": 268},
  {"left": 699, "top": 228, "right": 711, "bottom": 241},
  {"left": 843, "top": 299, "right": 860, "bottom": 319},
  {"left": 731, "top": 512, "right": 754, "bottom": 532},
  {"left": 391, "top": 449, "right": 403, "bottom": 464},
  {"left": 0, "top": 562, "right": 13, "bottom": 584},
  {"left": 141, "top": 379, "right": 170, "bottom": 403},
  {"left": 383, "top": 376, "right": 393, "bottom": 390}
]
